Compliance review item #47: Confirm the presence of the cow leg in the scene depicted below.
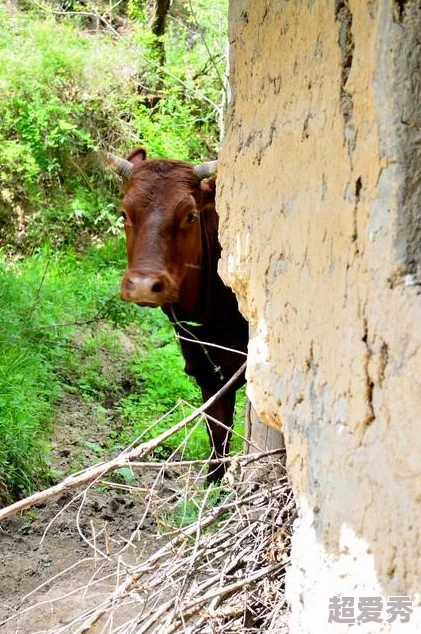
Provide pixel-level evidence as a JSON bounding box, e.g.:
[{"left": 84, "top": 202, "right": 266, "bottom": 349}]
[{"left": 201, "top": 387, "right": 236, "bottom": 485}]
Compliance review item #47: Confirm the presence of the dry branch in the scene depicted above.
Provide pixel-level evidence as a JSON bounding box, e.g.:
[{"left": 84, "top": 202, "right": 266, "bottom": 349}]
[
  {"left": 1, "top": 449, "right": 294, "bottom": 634},
  {"left": 0, "top": 355, "right": 293, "bottom": 634},
  {"left": 62, "top": 473, "right": 294, "bottom": 634},
  {"left": 0, "top": 362, "right": 246, "bottom": 522}
]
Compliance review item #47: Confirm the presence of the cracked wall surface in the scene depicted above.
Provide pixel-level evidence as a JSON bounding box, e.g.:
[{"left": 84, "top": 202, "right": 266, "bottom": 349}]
[{"left": 217, "top": 1, "right": 421, "bottom": 632}]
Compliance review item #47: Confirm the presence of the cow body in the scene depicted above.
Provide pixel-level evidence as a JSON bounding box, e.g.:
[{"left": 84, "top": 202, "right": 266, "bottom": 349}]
[{"left": 110, "top": 149, "right": 248, "bottom": 482}]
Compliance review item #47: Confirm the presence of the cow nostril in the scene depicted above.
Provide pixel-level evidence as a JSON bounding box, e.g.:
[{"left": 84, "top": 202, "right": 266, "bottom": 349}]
[{"left": 151, "top": 281, "right": 164, "bottom": 294}]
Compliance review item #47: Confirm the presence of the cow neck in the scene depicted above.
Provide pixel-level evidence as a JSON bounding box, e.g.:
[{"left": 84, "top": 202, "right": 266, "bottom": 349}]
[{"left": 168, "top": 205, "right": 218, "bottom": 328}]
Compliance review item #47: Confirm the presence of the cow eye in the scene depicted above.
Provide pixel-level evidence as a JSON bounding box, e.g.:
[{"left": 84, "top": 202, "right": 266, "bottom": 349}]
[
  {"left": 120, "top": 210, "right": 127, "bottom": 222},
  {"left": 186, "top": 212, "right": 198, "bottom": 224}
]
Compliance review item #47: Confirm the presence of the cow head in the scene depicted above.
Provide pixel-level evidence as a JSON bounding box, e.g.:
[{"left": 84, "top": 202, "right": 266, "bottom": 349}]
[{"left": 108, "top": 149, "right": 217, "bottom": 308}]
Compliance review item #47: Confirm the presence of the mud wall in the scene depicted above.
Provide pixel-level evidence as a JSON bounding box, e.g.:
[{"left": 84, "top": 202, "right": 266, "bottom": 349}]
[{"left": 217, "top": 1, "right": 421, "bottom": 632}]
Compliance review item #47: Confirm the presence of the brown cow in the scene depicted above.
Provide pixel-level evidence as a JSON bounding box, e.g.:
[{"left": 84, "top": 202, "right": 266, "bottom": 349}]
[{"left": 108, "top": 149, "right": 248, "bottom": 483}]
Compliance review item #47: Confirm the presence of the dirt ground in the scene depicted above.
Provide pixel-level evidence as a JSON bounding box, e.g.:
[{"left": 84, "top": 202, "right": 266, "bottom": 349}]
[
  {"left": 0, "top": 338, "right": 290, "bottom": 634},
  {"left": 0, "top": 395, "right": 172, "bottom": 634}
]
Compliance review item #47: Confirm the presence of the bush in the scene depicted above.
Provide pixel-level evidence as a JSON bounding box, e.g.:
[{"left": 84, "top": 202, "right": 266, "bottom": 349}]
[
  {"left": 0, "top": 1, "right": 227, "bottom": 250},
  {"left": 0, "top": 266, "right": 56, "bottom": 502},
  {"left": 0, "top": 1, "right": 230, "bottom": 502},
  {"left": 0, "top": 240, "right": 131, "bottom": 502}
]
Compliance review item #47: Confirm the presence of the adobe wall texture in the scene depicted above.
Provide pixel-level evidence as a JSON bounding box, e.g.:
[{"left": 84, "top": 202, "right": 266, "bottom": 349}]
[{"left": 217, "top": 1, "right": 421, "bottom": 632}]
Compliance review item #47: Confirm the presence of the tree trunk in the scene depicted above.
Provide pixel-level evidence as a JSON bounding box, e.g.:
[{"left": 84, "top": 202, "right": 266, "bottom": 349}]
[{"left": 150, "top": 0, "right": 170, "bottom": 67}]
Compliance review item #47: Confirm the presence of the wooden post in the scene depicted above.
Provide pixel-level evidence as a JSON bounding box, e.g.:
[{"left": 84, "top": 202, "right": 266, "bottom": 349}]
[{"left": 244, "top": 401, "right": 286, "bottom": 482}]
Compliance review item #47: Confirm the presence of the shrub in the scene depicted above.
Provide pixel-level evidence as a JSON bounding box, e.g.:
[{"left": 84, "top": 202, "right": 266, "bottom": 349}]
[
  {"left": 0, "top": 0, "right": 231, "bottom": 502},
  {"left": 0, "top": 266, "right": 56, "bottom": 502},
  {"left": 0, "top": 240, "right": 131, "bottom": 502},
  {"left": 0, "top": 1, "right": 227, "bottom": 250}
]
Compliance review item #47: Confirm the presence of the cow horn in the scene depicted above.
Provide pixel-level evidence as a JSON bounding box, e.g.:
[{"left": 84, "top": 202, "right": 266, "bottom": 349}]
[
  {"left": 193, "top": 160, "right": 218, "bottom": 180},
  {"left": 107, "top": 153, "right": 134, "bottom": 181}
]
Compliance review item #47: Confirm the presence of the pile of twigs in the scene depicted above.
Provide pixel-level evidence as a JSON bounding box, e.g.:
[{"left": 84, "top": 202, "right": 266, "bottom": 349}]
[
  {"left": 143, "top": 472, "right": 294, "bottom": 634},
  {"left": 62, "top": 456, "right": 294, "bottom": 634},
  {"left": 0, "top": 383, "right": 295, "bottom": 633},
  {"left": 1, "top": 457, "right": 294, "bottom": 634}
]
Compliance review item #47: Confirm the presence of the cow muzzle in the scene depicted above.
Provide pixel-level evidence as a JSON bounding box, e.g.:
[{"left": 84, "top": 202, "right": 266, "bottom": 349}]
[{"left": 121, "top": 271, "right": 177, "bottom": 306}]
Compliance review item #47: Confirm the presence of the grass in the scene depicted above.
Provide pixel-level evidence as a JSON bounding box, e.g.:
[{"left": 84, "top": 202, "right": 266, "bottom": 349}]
[
  {"left": 0, "top": 238, "right": 245, "bottom": 504},
  {"left": 0, "top": 0, "right": 233, "bottom": 503},
  {"left": 160, "top": 485, "right": 231, "bottom": 530}
]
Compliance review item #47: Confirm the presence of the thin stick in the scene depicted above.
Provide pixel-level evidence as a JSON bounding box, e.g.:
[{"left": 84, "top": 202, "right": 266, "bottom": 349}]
[
  {"left": 162, "top": 563, "right": 284, "bottom": 634},
  {"left": 0, "top": 362, "right": 246, "bottom": 522},
  {"left": 101, "top": 448, "right": 285, "bottom": 471},
  {"left": 72, "top": 493, "right": 237, "bottom": 633},
  {"left": 176, "top": 334, "right": 248, "bottom": 357}
]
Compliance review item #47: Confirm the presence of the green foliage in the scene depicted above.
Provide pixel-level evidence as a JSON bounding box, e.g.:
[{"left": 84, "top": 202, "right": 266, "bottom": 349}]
[
  {"left": 127, "top": 0, "right": 147, "bottom": 22},
  {"left": 0, "top": 240, "right": 132, "bottom": 502},
  {"left": 161, "top": 486, "right": 227, "bottom": 529},
  {"left": 115, "top": 467, "right": 137, "bottom": 486},
  {"left": 0, "top": 2, "right": 239, "bottom": 502},
  {"left": 0, "top": 1, "right": 227, "bottom": 249},
  {"left": 0, "top": 267, "right": 56, "bottom": 502},
  {"left": 0, "top": 240, "right": 245, "bottom": 502}
]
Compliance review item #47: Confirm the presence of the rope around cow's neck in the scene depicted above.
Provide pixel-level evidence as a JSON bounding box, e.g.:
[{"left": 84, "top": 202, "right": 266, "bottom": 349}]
[{"left": 169, "top": 305, "right": 224, "bottom": 381}]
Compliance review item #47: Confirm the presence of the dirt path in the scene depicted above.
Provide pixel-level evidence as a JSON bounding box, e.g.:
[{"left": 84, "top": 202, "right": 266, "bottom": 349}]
[
  {"left": 0, "top": 394, "right": 168, "bottom": 634},
  {"left": 0, "top": 327, "right": 290, "bottom": 633}
]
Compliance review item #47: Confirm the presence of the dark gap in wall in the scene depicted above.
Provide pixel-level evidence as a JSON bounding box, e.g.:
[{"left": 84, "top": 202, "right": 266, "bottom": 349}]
[
  {"left": 391, "top": 3, "right": 421, "bottom": 281},
  {"left": 336, "top": 2, "right": 354, "bottom": 88},
  {"left": 362, "top": 319, "right": 375, "bottom": 427},
  {"left": 352, "top": 177, "right": 362, "bottom": 248},
  {"left": 261, "top": 6, "right": 269, "bottom": 23},
  {"left": 335, "top": 1, "right": 356, "bottom": 156},
  {"left": 394, "top": 0, "right": 408, "bottom": 22},
  {"left": 379, "top": 342, "right": 389, "bottom": 386},
  {"left": 355, "top": 176, "right": 362, "bottom": 202},
  {"left": 240, "top": 10, "right": 249, "bottom": 24}
]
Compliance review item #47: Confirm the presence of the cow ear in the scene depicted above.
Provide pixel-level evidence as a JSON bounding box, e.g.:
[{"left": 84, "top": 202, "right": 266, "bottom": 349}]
[
  {"left": 126, "top": 148, "right": 147, "bottom": 165},
  {"left": 200, "top": 178, "right": 216, "bottom": 208}
]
